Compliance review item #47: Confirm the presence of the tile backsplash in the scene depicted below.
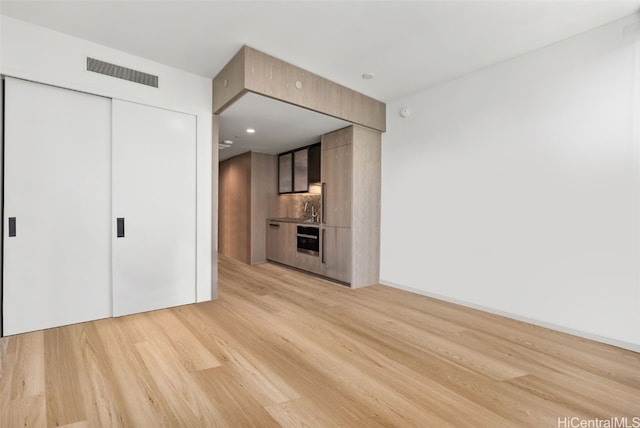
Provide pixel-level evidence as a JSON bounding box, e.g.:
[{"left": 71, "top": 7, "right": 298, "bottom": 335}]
[{"left": 275, "top": 193, "right": 321, "bottom": 220}]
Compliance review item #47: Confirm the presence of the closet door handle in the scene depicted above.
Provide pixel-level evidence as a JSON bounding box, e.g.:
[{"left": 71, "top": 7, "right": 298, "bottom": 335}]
[
  {"left": 8, "top": 217, "right": 16, "bottom": 237},
  {"left": 117, "top": 218, "right": 125, "bottom": 238}
]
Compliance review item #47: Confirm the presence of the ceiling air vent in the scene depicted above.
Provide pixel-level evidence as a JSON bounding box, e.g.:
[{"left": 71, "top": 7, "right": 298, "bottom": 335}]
[{"left": 86, "top": 57, "right": 158, "bottom": 88}]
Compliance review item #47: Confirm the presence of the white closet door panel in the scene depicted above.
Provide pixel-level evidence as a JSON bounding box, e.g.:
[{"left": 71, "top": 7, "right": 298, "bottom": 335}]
[
  {"left": 112, "top": 100, "right": 196, "bottom": 317},
  {"left": 3, "top": 77, "right": 112, "bottom": 335}
]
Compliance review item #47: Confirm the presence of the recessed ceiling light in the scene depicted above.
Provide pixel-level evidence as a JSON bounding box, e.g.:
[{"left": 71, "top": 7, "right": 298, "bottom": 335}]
[
  {"left": 362, "top": 72, "right": 375, "bottom": 80},
  {"left": 218, "top": 140, "right": 233, "bottom": 150},
  {"left": 246, "top": 128, "right": 256, "bottom": 134}
]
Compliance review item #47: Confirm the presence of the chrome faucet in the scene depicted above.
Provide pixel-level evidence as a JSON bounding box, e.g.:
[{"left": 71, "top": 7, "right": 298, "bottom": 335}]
[{"left": 304, "top": 202, "right": 319, "bottom": 223}]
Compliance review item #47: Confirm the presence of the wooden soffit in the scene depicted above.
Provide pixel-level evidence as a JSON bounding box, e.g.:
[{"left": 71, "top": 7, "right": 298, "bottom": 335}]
[{"left": 213, "top": 46, "right": 386, "bottom": 133}]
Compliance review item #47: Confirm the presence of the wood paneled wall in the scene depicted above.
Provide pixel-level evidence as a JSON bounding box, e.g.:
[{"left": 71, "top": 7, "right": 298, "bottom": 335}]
[
  {"left": 250, "top": 153, "right": 277, "bottom": 264},
  {"left": 213, "top": 46, "right": 386, "bottom": 132},
  {"left": 218, "top": 152, "right": 251, "bottom": 264},
  {"left": 219, "top": 152, "right": 278, "bottom": 265}
]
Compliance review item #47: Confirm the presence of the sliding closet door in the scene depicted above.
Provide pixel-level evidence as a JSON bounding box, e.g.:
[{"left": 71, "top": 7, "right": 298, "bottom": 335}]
[
  {"left": 3, "top": 77, "right": 112, "bottom": 335},
  {"left": 112, "top": 100, "right": 196, "bottom": 317}
]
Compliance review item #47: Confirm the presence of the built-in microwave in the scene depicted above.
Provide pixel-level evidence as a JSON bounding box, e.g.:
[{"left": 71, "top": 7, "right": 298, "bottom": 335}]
[{"left": 297, "top": 225, "right": 319, "bottom": 256}]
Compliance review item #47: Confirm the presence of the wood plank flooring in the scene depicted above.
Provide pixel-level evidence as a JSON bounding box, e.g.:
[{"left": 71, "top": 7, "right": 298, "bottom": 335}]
[{"left": 1, "top": 255, "right": 639, "bottom": 427}]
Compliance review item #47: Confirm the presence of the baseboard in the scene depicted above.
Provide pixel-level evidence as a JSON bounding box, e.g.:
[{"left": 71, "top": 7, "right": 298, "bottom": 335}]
[{"left": 379, "top": 280, "right": 640, "bottom": 353}]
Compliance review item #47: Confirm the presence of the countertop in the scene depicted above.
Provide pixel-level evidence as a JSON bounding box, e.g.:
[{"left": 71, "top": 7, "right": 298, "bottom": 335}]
[{"left": 268, "top": 217, "right": 320, "bottom": 225}]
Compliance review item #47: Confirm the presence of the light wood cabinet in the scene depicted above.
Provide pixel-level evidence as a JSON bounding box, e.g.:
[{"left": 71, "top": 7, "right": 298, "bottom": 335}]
[
  {"left": 266, "top": 221, "right": 295, "bottom": 265},
  {"left": 293, "top": 148, "right": 308, "bottom": 192},
  {"left": 266, "top": 127, "right": 380, "bottom": 288},
  {"left": 278, "top": 152, "right": 293, "bottom": 193},
  {"left": 320, "top": 127, "right": 353, "bottom": 283},
  {"left": 321, "top": 226, "right": 351, "bottom": 283},
  {"left": 321, "top": 129, "right": 352, "bottom": 228},
  {"left": 295, "top": 250, "right": 322, "bottom": 275},
  {"left": 322, "top": 126, "right": 351, "bottom": 151},
  {"left": 267, "top": 220, "right": 322, "bottom": 274},
  {"left": 320, "top": 125, "right": 381, "bottom": 288}
]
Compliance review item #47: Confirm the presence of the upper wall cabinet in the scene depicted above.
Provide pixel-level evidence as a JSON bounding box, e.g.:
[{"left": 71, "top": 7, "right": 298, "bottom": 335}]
[
  {"left": 307, "top": 144, "right": 321, "bottom": 183},
  {"left": 278, "top": 143, "right": 320, "bottom": 194},
  {"left": 293, "top": 148, "right": 308, "bottom": 192},
  {"left": 278, "top": 152, "right": 293, "bottom": 193}
]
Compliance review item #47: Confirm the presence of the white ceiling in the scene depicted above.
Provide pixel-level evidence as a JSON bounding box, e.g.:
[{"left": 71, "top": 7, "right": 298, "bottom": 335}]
[
  {"left": 2, "top": 0, "right": 639, "bottom": 159},
  {"left": 218, "top": 92, "right": 349, "bottom": 161}
]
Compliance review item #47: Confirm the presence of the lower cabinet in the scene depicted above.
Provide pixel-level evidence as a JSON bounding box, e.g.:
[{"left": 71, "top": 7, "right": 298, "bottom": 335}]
[
  {"left": 266, "top": 220, "right": 350, "bottom": 284},
  {"left": 266, "top": 221, "right": 295, "bottom": 265},
  {"left": 295, "top": 251, "right": 322, "bottom": 275},
  {"left": 321, "top": 227, "right": 352, "bottom": 283}
]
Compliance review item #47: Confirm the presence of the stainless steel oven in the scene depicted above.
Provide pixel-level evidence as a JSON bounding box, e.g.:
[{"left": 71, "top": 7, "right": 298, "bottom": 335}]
[{"left": 297, "top": 225, "right": 319, "bottom": 256}]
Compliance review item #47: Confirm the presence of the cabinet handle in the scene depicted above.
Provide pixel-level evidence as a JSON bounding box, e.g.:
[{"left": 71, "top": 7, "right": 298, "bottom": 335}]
[
  {"left": 322, "top": 228, "right": 326, "bottom": 264},
  {"left": 321, "top": 182, "right": 326, "bottom": 224},
  {"left": 269, "top": 223, "right": 280, "bottom": 228},
  {"left": 117, "top": 218, "right": 125, "bottom": 238},
  {"left": 8, "top": 217, "right": 16, "bottom": 237},
  {"left": 297, "top": 233, "right": 317, "bottom": 239}
]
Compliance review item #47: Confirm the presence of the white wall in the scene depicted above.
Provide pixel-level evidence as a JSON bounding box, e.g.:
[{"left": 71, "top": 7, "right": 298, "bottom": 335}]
[
  {"left": 381, "top": 14, "right": 640, "bottom": 351},
  {"left": 0, "top": 16, "right": 216, "bottom": 302}
]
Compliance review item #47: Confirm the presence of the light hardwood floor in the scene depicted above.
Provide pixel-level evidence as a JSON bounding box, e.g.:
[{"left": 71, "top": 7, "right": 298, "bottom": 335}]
[{"left": 1, "top": 255, "right": 639, "bottom": 427}]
